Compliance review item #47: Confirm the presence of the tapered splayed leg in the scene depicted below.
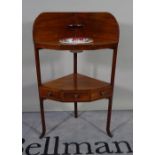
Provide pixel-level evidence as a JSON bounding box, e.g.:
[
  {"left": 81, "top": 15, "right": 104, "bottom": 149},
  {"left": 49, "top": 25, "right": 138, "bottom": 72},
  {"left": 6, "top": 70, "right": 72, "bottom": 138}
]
[
  {"left": 74, "top": 102, "right": 78, "bottom": 118},
  {"left": 39, "top": 99, "right": 46, "bottom": 139},
  {"left": 106, "top": 47, "right": 118, "bottom": 137},
  {"left": 106, "top": 98, "right": 113, "bottom": 137}
]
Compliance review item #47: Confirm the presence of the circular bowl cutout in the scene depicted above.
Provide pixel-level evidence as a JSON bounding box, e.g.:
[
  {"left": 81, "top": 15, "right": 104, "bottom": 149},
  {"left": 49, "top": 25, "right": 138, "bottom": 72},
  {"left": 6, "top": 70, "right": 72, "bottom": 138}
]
[{"left": 59, "top": 37, "right": 93, "bottom": 45}]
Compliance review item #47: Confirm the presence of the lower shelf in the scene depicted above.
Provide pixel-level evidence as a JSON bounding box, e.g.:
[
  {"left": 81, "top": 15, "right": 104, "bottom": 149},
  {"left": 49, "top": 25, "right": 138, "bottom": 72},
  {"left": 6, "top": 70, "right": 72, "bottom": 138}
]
[{"left": 39, "top": 73, "right": 113, "bottom": 102}]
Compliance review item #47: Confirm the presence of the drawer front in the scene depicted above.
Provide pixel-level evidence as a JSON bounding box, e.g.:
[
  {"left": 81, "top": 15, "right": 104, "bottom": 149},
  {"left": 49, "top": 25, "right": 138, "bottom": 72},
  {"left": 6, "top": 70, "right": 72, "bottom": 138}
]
[
  {"left": 39, "top": 88, "right": 59, "bottom": 100},
  {"left": 39, "top": 87, "right": 112, "bottom": 102},
  {"left": 62, "top": 92, "right": 90, "bottom": 102},
  {"left": 91, "top": 88, "right": 112, "bottom": 100}
]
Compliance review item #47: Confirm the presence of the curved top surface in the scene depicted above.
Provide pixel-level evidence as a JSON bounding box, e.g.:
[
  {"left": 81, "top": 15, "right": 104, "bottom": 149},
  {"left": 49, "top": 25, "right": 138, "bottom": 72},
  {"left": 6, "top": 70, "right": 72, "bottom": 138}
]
[{"left": 33, "top": 12, "right": 119, "bottom": 50}]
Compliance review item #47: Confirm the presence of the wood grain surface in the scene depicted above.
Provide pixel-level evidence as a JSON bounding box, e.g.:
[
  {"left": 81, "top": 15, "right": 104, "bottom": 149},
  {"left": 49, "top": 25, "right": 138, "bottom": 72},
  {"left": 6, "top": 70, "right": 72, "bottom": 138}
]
[{"left": 33, "top": 12, "right": 119, "bottom": 50}]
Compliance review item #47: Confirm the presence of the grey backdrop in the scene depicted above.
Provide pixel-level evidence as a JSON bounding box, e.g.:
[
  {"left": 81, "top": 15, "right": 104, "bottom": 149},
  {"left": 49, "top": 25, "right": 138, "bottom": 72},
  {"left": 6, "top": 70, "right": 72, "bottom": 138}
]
[{"left": 22, "top": 0, "right": 133, "bottom": 112}]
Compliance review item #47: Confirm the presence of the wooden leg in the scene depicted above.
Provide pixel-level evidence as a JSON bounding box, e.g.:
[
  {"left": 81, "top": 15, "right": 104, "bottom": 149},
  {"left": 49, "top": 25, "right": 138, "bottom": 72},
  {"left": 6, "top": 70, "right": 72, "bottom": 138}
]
[
  {"left": 34, "top": 47, "right": 45, "bottom": 138},
  {"left": 74, "top": 102, "right": 78, "bottom": 118},
  {"left": 39, "top": 98, "right": 46, "bottom": 139},
  {"left": 106, "top": 47, "right": 118, "bottom": 137},
  {"left": 106, "top": 98, "right": 113, "bottom": 137},
  {"left": 73, "top": 52, "right": 78, "bottom": 118}
]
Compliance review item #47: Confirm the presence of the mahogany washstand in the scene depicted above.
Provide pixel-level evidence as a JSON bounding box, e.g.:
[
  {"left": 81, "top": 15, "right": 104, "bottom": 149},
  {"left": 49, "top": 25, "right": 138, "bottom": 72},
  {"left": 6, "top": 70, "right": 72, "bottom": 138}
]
[{"left": 33, "top": 12, "right": 119, "bottom": 138}]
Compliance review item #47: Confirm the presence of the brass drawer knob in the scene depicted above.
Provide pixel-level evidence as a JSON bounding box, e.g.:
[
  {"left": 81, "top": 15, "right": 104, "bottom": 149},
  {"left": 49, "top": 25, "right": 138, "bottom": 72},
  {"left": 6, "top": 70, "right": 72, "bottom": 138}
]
[
  {"left": 74, "top": 94, "right": 79, "bottom": 99},
  {"left": 47, "top": 91, "right": 52, "bottom": 97},
  {"left": 100, "top": 91, "right": 105, "bottom": 96}
]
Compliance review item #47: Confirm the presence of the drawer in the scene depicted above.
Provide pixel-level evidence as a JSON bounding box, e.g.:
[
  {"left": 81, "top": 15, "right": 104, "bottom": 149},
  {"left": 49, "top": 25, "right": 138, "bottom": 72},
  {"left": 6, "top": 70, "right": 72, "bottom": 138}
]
[
  {"left": 39, "top": 87, "right": 59, "bottom": 100},
  {"left": 91, "top": 88, "right": 112, "bottom": 100},
  {"left": 62, "top": 92, "right": 90, "bottom": 102}
]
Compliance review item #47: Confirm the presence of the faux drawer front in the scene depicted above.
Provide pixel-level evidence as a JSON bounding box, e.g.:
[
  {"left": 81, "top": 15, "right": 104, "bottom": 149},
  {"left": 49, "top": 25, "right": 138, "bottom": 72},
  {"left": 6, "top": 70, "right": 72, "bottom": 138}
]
[
  {"left": 62, "top": 92, "right": 90, "bottom": 102},
  {"left": 91, "top": 88, "right": 113, "bottom": 100},
  {"left": 39, "top": 88, "right": 59, "bottom": 100}
]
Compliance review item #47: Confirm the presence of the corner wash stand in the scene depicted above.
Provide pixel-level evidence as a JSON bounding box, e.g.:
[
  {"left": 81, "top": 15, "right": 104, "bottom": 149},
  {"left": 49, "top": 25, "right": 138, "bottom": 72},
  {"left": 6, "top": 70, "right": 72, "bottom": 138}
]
[{"left": 33, "top": 12, "right": 119, "bottom": 138}]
